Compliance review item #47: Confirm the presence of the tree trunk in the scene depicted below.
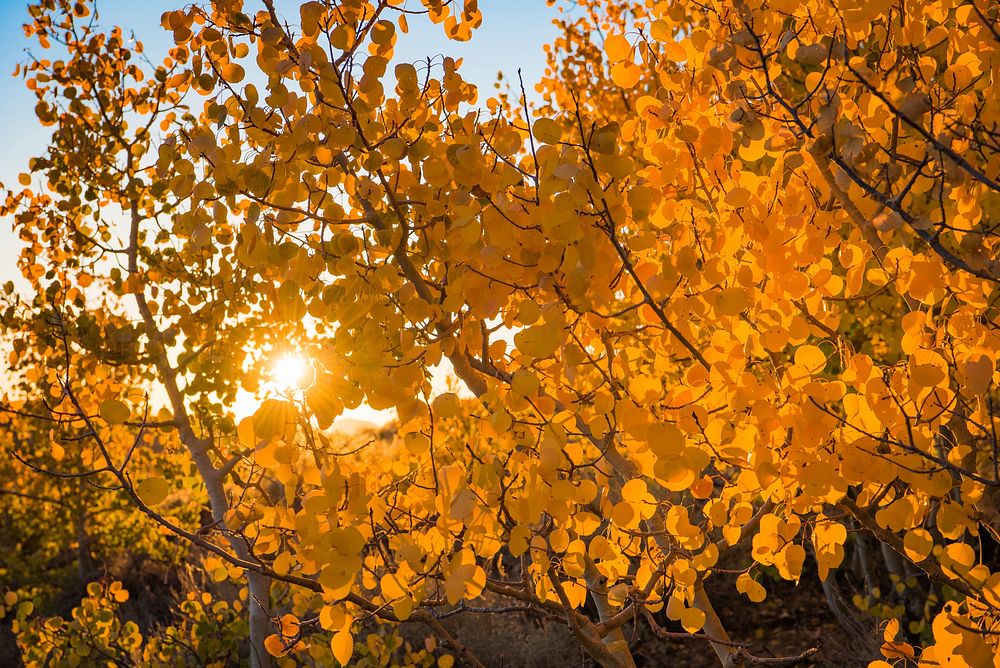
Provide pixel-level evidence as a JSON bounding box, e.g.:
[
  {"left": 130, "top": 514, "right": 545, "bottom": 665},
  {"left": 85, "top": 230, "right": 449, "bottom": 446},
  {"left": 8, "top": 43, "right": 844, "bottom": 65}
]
[
  {"left": 584, "top": 558, "right": 638, "bottom": 668},
  {"left": 247, "top": 571, "right": 275, "bottom": 668},
  {"left": 133, "top": 282, "right": 274, "bottom": 668}
]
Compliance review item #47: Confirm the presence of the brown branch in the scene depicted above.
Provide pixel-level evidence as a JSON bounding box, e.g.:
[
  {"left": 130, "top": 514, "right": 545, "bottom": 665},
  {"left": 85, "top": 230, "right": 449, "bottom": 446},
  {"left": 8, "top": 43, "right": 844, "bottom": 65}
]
[{"left": 839, "top": 496, "right": 978, "bottom": 599}]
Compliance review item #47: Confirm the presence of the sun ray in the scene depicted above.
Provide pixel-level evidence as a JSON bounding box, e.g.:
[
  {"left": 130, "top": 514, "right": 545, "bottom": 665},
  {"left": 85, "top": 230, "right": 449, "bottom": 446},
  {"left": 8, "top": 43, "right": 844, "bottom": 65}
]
[{"left": 270, "top": 354, "right": 311, "bottom": 392}]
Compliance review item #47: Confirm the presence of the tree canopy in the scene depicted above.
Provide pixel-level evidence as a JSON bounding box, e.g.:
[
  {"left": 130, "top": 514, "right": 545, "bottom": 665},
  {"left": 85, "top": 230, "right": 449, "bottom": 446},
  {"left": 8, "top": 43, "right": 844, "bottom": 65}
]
[{"left": 2, "top": 0, "right": 1000, "bottom": 666}]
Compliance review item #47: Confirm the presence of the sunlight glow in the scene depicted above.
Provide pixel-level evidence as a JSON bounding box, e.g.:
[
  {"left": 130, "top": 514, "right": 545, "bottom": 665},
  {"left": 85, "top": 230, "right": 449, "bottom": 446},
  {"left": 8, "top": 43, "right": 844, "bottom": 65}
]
[
  {"left": 270, "top": 354, "right": 312, "bottom": 392},
  {"left": 232, "top": 389, "right": 259, "bottom": 422},
  {"left": 230, "top": 351, "right": 400, "bottom": 427},
  {"left": 230, "top": 353, "right": 315, "bottom": 422}
]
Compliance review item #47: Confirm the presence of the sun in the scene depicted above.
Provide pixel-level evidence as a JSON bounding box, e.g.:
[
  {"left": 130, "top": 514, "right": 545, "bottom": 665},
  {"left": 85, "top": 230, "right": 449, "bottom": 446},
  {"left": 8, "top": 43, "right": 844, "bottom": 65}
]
[
  {"left": 230, "top": 353, "right": 313, "bottom": 420},
  {"left": 270, "top": 353, "right": 312, "bottom": 392}
]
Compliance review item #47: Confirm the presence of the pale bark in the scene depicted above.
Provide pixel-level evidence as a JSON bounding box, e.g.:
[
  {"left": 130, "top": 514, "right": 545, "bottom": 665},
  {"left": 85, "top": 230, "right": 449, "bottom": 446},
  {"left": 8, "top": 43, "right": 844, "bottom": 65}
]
[{"left": 129, "top": 206, "right": 273, "bottom": 668}]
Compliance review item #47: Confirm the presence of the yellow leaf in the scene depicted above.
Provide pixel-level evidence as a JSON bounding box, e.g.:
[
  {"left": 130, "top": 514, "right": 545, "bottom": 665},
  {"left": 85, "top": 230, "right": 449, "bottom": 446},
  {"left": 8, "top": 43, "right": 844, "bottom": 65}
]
[
  {"left": 739, "top": 139, "right": 767, "bottom": 162},
  {"left": 109, "top": 581, "right": 129, "bottom": 603},
  {"left": 517, "top": 300, "right": 542, "bottom": 324},
  {"left": 962, "top": 354, "right": 993, "bottom": 395},
  {"left": 404, "top": 432, "right": 430, "bottom": 454},
  {"left": 736, "top": 573, "right": 766, "bottom": 602},
  {"left": 621, "top": 479, "right": 647, "bottom": 503},
  {"left": 135, "top": 477, "right": 169, "bottom": 506},
  {"left": 777, "top": 543, "right": 806, "bottom": 581},
  {"left": 279, "top": 613, "right": 298, "bottom": 637},
  {"left": 252, "top": 399, "right": 297, "bottom": 441},
  {"left": 380, "top": 137, "right": 407, "bottom": 160},
  {"left": 272, "top": 551, "right": 294, "bottom": 577},
  {"left": 319, "top": 605, "right": 346, "bottom": 632},
  {"left": 715, "top": 286, "right": 748, "bottom": 317},
  {"left": 794, "top": 345, "right": 827, "bottom": 372},
  {"left": 910, "top": 355, "right": 946, "bottom": 389},
  {"left": 532, "top": 117, "right": 562, "bottom": 144},
  {"left": 432, "top": 392, "right": 460, "bottom": 418},
  {"left": 511, "top": 369, "right": 539, "bottom": 397},
  {"left": 903, "top": 528, "right": 933, "bottom": 562},
  {"left": 509, "top": 524, "right": 531, "bottom": 557},
  {"left": 264, "top": 634, "right": 285, "bottom": 657},
  {"left": 237, "top": 416, "right": 256, "bottom": 448},
  {"left": 650, "top": 20, "right": 671, "bottom": 41},
  {"left": 812, "top": 521, "right": 847, "bottom": 580},
  {"left": 370, "top": 20, "right": 395, "bottom": 45},
  {"left": 305, "top": 371, "right": 344, "bottom": 428},
  {"left": 611, "top": 62, "right": 641, "bottom": 88},
  {"left": 514, "top": 324, "right": 560, "bottom": 359},
  {"left": 221, "top": 63, "right": 245, "bottom": 83},
  {"left": 762, "top": 325, "right": 789, "bottom": 353},
  {"left": 942, "top": 542, "right": 976, "bottom": 574},
  {"left": 647, "top": 423, "right": 685, "bottom": 457},
  {"left": 654, "top": 458, "right": 695, "bottom": 491},
  {"left": 392, "top": 596, "right": 414, "bottom": 621},
  {"left": 99, "top": 399, "right": 130, "bottom": 425},
  {"left": 724, "top": 187, "right": 751, "bottom": 208},
  {"left": 611, "top": 500, "right": 640, "bottom": 529},
  {"left": 719, "top": 522, "right": 740, "bottom": 545},
  {"left": 604, "top": 34, "right": 631, "bottom": 62},
  {"left": 679, "top": 607, "right": 705, "bottom": 633}
]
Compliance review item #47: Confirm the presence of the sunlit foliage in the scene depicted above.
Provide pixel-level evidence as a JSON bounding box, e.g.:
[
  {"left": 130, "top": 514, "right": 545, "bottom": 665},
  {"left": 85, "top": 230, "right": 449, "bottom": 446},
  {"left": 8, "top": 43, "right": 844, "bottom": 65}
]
[{"left": 3, "top": 0, "right": 1000, "bottom": 666}]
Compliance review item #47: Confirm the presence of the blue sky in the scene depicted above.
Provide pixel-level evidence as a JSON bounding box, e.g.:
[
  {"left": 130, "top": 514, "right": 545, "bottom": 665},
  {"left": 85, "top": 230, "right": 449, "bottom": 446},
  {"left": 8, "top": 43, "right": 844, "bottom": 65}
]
[{"left": 0, "top": 0, "right": 559, "bottom": 287}]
